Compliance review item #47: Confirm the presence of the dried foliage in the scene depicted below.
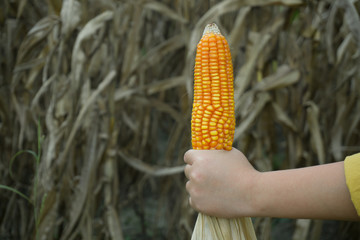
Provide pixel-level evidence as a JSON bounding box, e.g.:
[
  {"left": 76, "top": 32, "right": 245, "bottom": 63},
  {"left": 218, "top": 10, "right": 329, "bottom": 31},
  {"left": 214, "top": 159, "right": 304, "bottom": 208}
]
[{"left": 1, "top": 0, "right": 360, "bottom": 239}]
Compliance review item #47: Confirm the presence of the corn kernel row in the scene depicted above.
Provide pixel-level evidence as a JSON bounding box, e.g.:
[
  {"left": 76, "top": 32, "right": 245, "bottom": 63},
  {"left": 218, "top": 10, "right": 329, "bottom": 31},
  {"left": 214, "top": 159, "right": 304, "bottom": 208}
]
[{"left": 191, "top": 24, "right": 235, "bottom": 151}]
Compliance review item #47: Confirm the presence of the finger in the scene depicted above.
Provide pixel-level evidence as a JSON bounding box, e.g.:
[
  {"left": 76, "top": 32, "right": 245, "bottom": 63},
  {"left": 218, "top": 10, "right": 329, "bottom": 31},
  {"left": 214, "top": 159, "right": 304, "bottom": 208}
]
[
  {"left": 184, "top": 164, "right": 192, "bottom": 180},
  {"left": 185, "top": 180, "right": 191, "bottom": 192},
  {"left": 188, "top": 196, "right": 193, "bottom": 207},
  {"left": 184, "top": 149, "right": 195, "bottom": 165}
]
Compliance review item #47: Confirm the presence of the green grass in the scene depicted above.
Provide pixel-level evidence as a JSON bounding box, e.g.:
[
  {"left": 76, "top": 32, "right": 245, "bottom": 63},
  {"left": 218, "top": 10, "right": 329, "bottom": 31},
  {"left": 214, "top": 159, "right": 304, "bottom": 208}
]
[{"left": 0, "top": 120, "right": 46, "bottom": 240}]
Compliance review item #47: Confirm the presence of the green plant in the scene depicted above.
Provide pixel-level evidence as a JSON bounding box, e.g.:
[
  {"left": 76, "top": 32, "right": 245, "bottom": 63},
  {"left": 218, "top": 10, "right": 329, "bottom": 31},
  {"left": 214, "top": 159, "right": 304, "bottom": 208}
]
[{"left": 0, "top": 120, "right": 46, "bottom": 240}]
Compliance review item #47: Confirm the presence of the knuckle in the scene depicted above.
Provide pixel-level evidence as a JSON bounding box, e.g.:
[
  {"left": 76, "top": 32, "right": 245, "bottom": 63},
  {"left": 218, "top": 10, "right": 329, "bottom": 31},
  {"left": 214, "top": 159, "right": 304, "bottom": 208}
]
[{"left": 190, "top": 170, "right": 203, "bottom": 182}]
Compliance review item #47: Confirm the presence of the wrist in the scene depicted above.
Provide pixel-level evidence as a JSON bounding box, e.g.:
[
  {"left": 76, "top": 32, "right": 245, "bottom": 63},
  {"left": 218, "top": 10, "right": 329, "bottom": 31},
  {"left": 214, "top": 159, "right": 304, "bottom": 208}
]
[{"left": 235, "top": 169, "right": 264, "bottom": 218}]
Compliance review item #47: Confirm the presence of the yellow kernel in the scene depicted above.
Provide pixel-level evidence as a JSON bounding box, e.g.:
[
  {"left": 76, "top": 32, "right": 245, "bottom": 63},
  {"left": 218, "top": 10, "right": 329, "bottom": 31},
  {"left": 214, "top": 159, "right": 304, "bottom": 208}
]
[
  {"left": 206, "top": 105, "right": 214, "bottom": 111},
  {"left": 210, "top": 130, "right": 218, "bottom": 136},
  {"left": 215, "top": 144, "right": 223, "bottom": 150},
  {"left": 211, "top": 136, "right": 218, "bottom": 141},
  {"left": 210, "top": 141, "right": 217, "bottom": 148}
]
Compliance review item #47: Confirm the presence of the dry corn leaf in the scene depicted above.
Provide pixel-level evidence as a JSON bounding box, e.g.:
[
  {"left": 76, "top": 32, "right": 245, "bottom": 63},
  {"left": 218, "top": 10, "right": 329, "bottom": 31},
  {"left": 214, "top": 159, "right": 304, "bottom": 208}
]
[
  {"left": 58, "top": 70, "right": 116, "bottom": 167},
  {"left": 119, "top": 151, "right": 184, "bottom": 177},
  {"left": 228, "top": 7, "right": 251, "bottom": 59},
  {"left": 326, "top": 4, "right": 337, "bottom": 63},
  {"left": 341, "top": 0, "right": 360, "bottom": 48},
  {"left": 292, "top": 219, "right": 311, "bottom": 240},
  {"left": 16, "top": 0, "right": 27, "bottom": 19},
  {"left": 134, "top": 97, "right": 185, "bottom": 124},
  {"left": 138, "top": 34, "right": 187, "bottom": 70},
  {"left": 309, "top": 220, "right": 323, "bottom": 240},
  {"left": 336, "top": 33, "right": 353, "bottom": 65},
  {"left": 235, "top": 92, "right": 271, "bottom": 140},
  {"left": 144, "top": 1, "right": 187, "bottom": 23},
  {"left": 106, "top": 205, "right": 124, "bottom": 240},
  {"left": 146, "top": 76, "right": 186, "bottom": 95},
  {"left": 254, "top": 65, "right": 300, "bottom": 92},
  {"left": 272, "top": 102, "right": 297, "bottom": 132},
  {"left": 235, "top": 17, "right": 284, "bottom": 99},
  {"left": 72, "top": 11, "right": 113, "bottom": 83},
  {"left": 60, "top": 0, "right": 81, "bottom": 38},
  {"left": 61, "top": 120, "right": 104, "bottom": 240},
  {"left": 14, "top": 15, "right": 59, "bottom": 72},
  {"left": 121, "top": 3, "right": 143, "bottom": 81},
  {"left": 305, "top": 101, "right": 325, "bottom": 165}
]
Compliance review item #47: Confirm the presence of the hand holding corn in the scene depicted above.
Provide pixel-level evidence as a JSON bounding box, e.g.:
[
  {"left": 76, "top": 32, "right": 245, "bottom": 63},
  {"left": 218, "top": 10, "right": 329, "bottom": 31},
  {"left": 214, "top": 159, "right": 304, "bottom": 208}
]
[
  {"left": 184, "top": 148, "right": 258, "bottom": 218},
  {"left": 186, "top": 23, "right": 257, "bottom": 240}
]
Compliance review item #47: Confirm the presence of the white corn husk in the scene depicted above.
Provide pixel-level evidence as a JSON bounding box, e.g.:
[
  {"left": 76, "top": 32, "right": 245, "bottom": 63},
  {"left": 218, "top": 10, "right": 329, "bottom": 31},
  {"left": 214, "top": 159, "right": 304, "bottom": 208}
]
[{"left": 191, "top": 213, "right": 257, "bottom": 240}]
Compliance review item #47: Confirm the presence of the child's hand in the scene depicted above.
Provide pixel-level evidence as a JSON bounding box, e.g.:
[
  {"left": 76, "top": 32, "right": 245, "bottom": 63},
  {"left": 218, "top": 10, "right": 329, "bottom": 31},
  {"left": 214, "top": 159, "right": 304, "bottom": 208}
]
[{"left": 184, "top": 148, "right": 259, "bottom": 218}]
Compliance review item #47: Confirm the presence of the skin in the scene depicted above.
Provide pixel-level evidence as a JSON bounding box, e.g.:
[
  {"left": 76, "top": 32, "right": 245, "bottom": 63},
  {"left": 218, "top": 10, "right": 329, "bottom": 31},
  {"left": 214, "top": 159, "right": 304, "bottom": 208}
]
[{"left": 184, "top": 148, "right": 359, "bottom": 221}]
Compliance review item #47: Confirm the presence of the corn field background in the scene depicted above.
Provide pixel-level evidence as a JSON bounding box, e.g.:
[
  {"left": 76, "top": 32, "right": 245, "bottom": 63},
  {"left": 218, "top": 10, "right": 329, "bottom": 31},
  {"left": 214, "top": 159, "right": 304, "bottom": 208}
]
[{"left": 1, "top": 0, "right": 360, "bottom": 239}]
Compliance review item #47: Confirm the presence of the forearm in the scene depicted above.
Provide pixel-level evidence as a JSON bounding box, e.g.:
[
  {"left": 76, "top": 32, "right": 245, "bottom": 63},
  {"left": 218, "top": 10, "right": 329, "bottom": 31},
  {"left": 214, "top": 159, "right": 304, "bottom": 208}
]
[{"left": 251, "top": 162, "right": 359, "bottom": 221}]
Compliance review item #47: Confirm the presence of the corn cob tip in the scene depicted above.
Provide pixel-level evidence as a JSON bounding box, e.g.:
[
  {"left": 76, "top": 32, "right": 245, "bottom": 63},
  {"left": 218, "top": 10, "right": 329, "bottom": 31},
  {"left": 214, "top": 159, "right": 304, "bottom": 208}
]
[{"left": 202, "top": 23, "right": 221, "bottom": 37}]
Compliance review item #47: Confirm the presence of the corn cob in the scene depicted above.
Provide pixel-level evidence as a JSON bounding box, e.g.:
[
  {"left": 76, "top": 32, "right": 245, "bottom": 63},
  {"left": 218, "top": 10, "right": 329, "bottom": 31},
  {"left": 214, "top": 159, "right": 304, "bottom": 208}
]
[
  {"left": 190, "top": 23, "right": 257, "bottom": 240},
  {"left": 191, "top": 23, "right": 235, "bottom": 151}
]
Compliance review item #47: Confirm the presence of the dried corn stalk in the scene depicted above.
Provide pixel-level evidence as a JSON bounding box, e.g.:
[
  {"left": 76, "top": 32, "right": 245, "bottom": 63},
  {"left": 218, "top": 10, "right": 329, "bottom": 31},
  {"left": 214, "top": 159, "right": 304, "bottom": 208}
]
[{"left": 190, "top": 23, "right": 257, "bottom": 239}]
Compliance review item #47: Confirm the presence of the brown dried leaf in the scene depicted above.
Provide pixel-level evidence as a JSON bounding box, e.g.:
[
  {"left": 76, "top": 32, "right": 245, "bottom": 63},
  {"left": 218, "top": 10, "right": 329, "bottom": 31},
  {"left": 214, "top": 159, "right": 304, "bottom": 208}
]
[
  {"left": 234, "top": 92, "right": 271, "bottom": 140},
  {"left": 58, "top": 70, "right": 116, "bottom": 167},
  {"left": 292, "top": 219, "right": 311, "bottom": 240},
  {"left": 341, "top": 0, "right": 360, "bottom": 48},
  {"left": 60, "top": 0, "right": 81, "bottom": 38},
  {"left": 306, "top": 101, "right": 325, "bottom": 164},
  {"left": 16, "top": 0, "right": 27, "bottom": 18},
  {"left": 106, "top": 206, "right": 124, "bottom": 240},
  {"left": 72, "top": 11, "right": 113, "bottom": 84},
  {"left": 144, "top": 1, "right": 187, "bottom": 23},
  {"left": 119, "top": 151, "right": 185, "bottom": 177},
  {"left": 254, "top": 65, "right": 300, "bottom": 91},
  {"left": 235, "top": 17, "right": 284, "bottom": 100},
  {"left": 272, "top": 102, "right": 297, "bottom": 132},
  {"left": 146, "top": 76, "right": 186, "bottom": 95}
]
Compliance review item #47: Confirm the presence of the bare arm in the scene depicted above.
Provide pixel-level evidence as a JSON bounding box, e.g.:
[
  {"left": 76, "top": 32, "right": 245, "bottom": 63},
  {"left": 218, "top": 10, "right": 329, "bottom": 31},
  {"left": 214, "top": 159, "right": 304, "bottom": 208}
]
[
  {"left": 255, "top": 161, "right": 358, "bottom": 220},
  {"left": 184, "top": 148, "right": 359, "bottom": 221}
]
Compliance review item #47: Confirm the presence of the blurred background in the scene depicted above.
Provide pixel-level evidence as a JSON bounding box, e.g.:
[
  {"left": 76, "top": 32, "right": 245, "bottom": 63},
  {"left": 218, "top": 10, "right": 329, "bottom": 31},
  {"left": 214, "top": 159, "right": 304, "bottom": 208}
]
[{"left": 1, "top": 0, "right": 360, "bottom": 239}]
